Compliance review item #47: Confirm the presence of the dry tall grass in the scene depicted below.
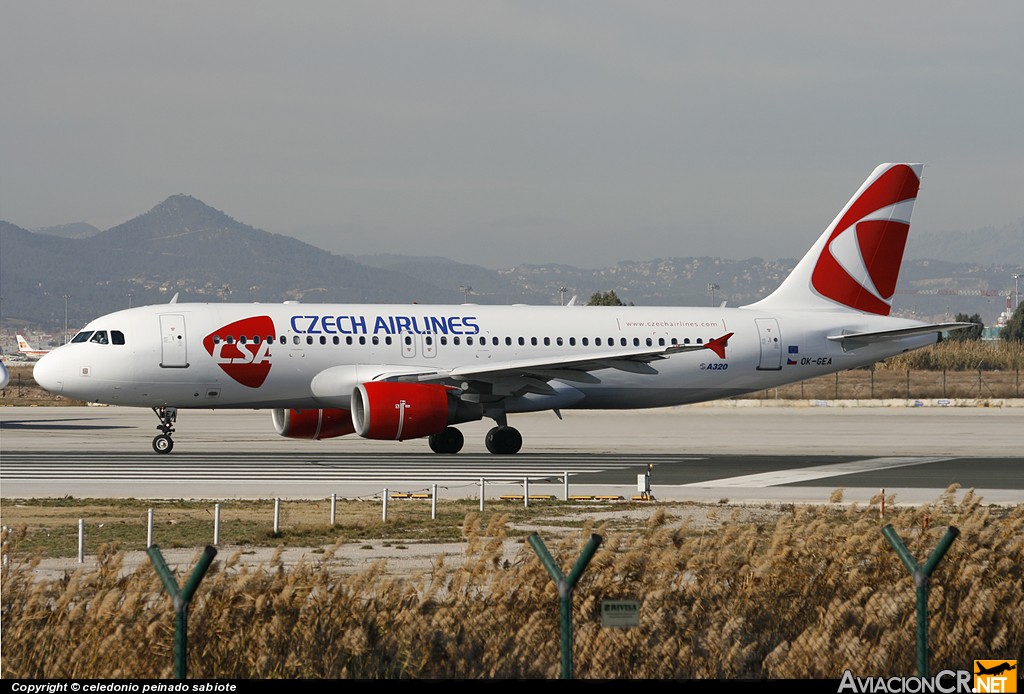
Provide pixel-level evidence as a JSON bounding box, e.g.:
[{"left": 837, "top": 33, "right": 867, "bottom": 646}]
[{"left": 3, "top": 496, "right": 1022, "bottom": 679}]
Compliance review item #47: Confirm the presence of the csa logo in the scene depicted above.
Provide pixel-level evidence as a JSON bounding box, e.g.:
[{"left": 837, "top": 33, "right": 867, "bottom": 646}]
[
  {"left": 203, "top": 316, "right": 275, "bottom": 388},
  {"left": 975, "top": 660, "right": 1017, "bottom": 693},
  {"left": 811, "top": 164, "right": 919, "bottom": 316}
]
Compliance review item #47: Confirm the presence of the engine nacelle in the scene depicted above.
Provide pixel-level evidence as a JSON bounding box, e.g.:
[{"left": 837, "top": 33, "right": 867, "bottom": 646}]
[
  {"left": 352, "top": 382, "right": 480, "bottom": 441},
  {"left": 272, "top": 408, "right": 356, "bottom": 440}
]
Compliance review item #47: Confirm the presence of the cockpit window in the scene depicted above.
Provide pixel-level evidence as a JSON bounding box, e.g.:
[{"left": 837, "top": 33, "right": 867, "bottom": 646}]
[
  {"left": 111, "top": 331, "right": 125, "bottom": 345},
  {"left": 71, "top": 331, "right": 94, "bottom": 343},
  {"left": 89, "top": 331, "right": 109, "bottom": 344}
]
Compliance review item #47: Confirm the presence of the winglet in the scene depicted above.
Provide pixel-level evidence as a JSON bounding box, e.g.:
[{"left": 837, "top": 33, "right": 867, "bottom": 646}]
[{"left": 705, "top": 333, "right": 733, "bottom": 359}]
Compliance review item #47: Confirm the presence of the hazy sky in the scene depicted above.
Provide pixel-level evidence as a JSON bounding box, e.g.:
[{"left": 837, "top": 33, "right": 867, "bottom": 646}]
[{"left": 2, "top": 2, "right": 1022, "bottom": 268}]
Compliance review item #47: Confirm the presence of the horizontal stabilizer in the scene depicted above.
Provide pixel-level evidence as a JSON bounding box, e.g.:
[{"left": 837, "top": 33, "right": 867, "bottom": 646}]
[{"left": 826, "top": 322, "right": 974, "bottom": 346}]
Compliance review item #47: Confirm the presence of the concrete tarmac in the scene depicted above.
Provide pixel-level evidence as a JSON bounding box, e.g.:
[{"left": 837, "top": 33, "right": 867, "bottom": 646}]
[{"left": 2, "top": 403, "right": 1021, "bottom": 506}]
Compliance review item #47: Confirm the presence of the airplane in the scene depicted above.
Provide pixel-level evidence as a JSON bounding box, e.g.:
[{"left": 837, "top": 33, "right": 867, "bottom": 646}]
[
  {"left": 975, "top": 662, "right": 1016, "bottom": 677},
  {"left": 0, "top": 359, "right": 9, "bottom": 389},
  {"left": 32, "top": 163, "right": 971, "bottom": 455},
  {"left": 16, "top": 334, "right": 52, "bottom": 360}
]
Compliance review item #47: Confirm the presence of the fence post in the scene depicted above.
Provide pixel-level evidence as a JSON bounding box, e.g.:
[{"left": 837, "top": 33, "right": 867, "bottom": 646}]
[
  {"left": 528, "top": 533, "right": 603, "bottom": 679},
  {"left": 213, "top": 503, "right": 220, "bottom": 546},
  {"left": 431, "top": 484, "right": 438, "bottom": 520},
  {"left": 147, "top": 509, "right": 154, "bottom": 548},
  {"left": 78, "top": 519, "right": 84, "bottom": 564},
  {"left": 524, "top": 477, "right": 530, "bottom": 508},
  {"left": 330, "top": 493, "right": 337, "bottom": 527},
  {"left": 382, "top": 488, "right": 389, "bottom": 522},
  {"left": 148, "top": 544, "right": 218, "bottom": 680},
  {"left": 273, "top": 498, "right": 281, "bottom": 536},
  {"left": 479, "top": 478, "right": 485, "bottom": 512},
  {"left": 564, "top": 472, "right": 569, "bottom": 501},
  {"left": 882, "top": 524, "right": 960, "bottom": 678}
]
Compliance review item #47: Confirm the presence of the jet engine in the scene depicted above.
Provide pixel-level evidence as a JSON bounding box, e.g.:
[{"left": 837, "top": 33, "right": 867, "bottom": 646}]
[
  {"left": 272, "top": 408, "right": 356, "bottom": 440},
  {"left": 351, "top": 381, "right": 481, "bottom": 440}
]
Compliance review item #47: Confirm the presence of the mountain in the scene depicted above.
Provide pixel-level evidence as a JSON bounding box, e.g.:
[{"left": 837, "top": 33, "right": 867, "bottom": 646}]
[
  {"left": 0, "top": 196, "right": 456, "bottom": 328},
  {"left": 2, "top": 197, "right": 1020, "bottom": 332},
  {"left": 33, "top": 222, "right": 101, "bottom": 239},
  {"left": 907, "top": 217, "right": 1024, "bottom": 266}
]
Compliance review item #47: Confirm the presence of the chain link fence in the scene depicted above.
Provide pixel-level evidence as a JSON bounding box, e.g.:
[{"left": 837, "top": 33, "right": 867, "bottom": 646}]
[{"left": 3, "top": 498, "right": 1022, "bottom": 679}]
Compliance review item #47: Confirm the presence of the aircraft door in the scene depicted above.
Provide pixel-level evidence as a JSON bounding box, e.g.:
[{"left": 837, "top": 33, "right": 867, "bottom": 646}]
[
  {"left": 159, "top": 314, "right": 189, "bottom": 368},
  {"left": 422, "top": 333, "right": 437, "bottom": 358},
  {"left": 755, "top": 318, "right": 782, "bottom": 371},
  {"left": 401, "top": 332, "right": 416, "bottom": 358}
]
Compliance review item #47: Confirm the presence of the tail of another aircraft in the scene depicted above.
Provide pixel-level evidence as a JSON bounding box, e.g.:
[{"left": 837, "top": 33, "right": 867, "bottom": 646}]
[
  {"left": 746, "top": 163, "right": 923, "bottom": 315},
  {"left": 17, "top": 335, "right": 34, "bottom": 353}
]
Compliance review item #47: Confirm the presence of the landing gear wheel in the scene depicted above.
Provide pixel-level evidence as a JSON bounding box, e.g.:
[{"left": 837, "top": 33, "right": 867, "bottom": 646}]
[
  {"left": 151, "top": 406, "right": 178, "bottom": 454},
  {"left": 153, "top": 434, "right": 174, "bottom": 454},
  {"left": 429, "top": 427, "right": 464, "bottom": 454},
  {"left": 485, "top": 426, "right": 522, "bottom": 455}
]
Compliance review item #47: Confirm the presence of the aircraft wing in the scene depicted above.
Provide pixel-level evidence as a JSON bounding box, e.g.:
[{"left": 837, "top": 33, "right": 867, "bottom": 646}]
[
  {"left": 826, "top": 322, "right": 974, "bottom": 347},
  {"left": 392, "top": 333, "right": 734, "bottom": 395}
]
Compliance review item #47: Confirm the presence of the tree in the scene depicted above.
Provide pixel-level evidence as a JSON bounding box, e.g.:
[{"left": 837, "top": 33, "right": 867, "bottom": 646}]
[
  {"left": 587, "top": 290, "right": 632, "bottom": 306},
  {"left": 949, "top": 312, "right": 983, "bottom": 341},
  {"left": 1000, "top": 303, "right": 1024, "bottom": 342}
]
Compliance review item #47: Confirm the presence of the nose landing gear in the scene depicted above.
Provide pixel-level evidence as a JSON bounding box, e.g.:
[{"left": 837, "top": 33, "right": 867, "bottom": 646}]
[{"left": 152, "top": 406, "right": 177, "bottom": 454}]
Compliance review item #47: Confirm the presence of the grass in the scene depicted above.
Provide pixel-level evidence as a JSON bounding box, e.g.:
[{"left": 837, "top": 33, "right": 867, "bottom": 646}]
[{"left": 2, "top": 490, "right": 1022, "bottom": 679}]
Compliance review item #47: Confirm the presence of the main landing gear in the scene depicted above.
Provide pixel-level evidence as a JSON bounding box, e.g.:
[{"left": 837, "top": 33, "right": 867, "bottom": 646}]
[
  {"left": 152, "top": 406, "right": 177, "bottom": 454},
  {"left": 428, "top": 418, "right": 523, "bottom": 455}
]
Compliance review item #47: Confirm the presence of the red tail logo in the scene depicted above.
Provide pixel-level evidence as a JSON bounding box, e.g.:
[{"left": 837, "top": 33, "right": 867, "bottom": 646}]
[
  {"left": 810, "top": 165, "right": 920, "bottom": 315},
  {"left": 203, "top": 316, "right": 275, "bottom": 388}
]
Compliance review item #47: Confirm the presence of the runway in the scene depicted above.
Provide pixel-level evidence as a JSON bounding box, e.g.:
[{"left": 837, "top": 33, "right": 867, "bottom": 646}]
[{"left": 2, "top": 404, "right": 1022, "bottom": 505}]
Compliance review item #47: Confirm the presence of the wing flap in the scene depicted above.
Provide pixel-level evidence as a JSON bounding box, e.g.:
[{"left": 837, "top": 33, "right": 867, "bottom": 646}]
[{"left": 826, "top": 322, "right": 973, "bottom": 346}]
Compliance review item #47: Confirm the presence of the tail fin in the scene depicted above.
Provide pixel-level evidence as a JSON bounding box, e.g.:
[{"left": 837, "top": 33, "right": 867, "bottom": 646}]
[
  {"left": 17, "top": 335, "right": 33, "bottom": 352},
  {"left": 746, "top": 163, "right": 922, "bottom": 315}
]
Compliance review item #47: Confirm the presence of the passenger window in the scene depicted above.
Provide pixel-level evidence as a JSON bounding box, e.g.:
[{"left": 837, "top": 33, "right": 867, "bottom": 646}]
[
  {"left": 454, "top": 336, "right": 461, "bottom": 345},
  {"left": 385, "top": 336, "right": 392, "bottom": 345},
  {"left": 646, "top": 338, "right": 652, "bottom": 347},
  {"left": 239, "top": 336, "right": 247, "bottom": 344},
  {"left": 426, "top": 336, "right": 434, "bottom": 345},
  {"left": 595, "top": 338, "right": 602, "bottom": 346},
  {"left": 544, "top": 337, "right": 551, "bottom": 346},
  {"left": 670, "top": 338, "right": 678, "bottom": 345},
  {"left": 569, "top": 337, "right": 576, "bottom": 346},
  {"left": 280, "top": 336, "right": 287, "bottom": 345},
  {"left": 467, "top": 336, "right": 474, "bottom": 345},
  {"left": 620, "top": 338, "right": 627, "bottom": 347},
  {"left": 111, "top": 331, "right": 125, "bottom": 345},
  {"left": 582, "top": 338, "right": 588, "bottom": 346},
  {"left": 71, "top": 331, "right": 94, "bottom": 343},
  {"left": 359, "top": 336, "right": 366, "bottom": 345},
  {"left": 293, "top": 336, "right": 300, "bottom": 345},
  {"left": 372, "top": 336, "right": 379, "bottom": 345},
  {"left": 90, "top": 331, "right": 109, "bottom": 344},
  {"left": 531, "top": 337, "right": 537, "bottom": 346},
  {"left": 226, "top": 336, "right": 235, "bottom": 344},
  {"left": 633, "top": 338, "right": 640, "bottom": 347},
  {"left": 333, "top": 336, "right": 339, "bottom": 345},
  {"left": 518, "top": 337, "right": 525, "bottom": 346},
  {"left": 696, "top": 338, "right": 703, "bottom": 344},
  {"left": 346, "top": 336, "right": 353, "bottom": 345},
  {"left": 505, "top": 337, "right": 512, "bottom": 346},
  {"left": 405, "top": 336, "right": 412, "bottom": 345},
  {"left": 319, "top": 336, "right": 327, "bottom": 345},
  {"left": 306, "top": 336, "right": 313, "bottom": 345},
  {"left": 212, "top": 335, "right": 222, "bottom": 345},
  {"left": 440, "top": 336, "right": 448, "bottom": 345},
  {"left": 684, "top": 338, "right": 691, "bottom": 344}
]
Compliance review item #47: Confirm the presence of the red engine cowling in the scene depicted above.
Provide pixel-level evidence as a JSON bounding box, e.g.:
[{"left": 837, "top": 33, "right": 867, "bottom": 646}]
[
  {"left": 272, "top": 408, "right": 356, "bottom": 440},
  {"left": 352, "top": 382, "right": 456, "bottom": 441}
]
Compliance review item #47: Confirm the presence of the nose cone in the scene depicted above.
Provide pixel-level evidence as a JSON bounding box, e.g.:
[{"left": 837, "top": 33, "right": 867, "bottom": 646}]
[{"left": 33, "top": 351, "right": 64, "bottom": 394}]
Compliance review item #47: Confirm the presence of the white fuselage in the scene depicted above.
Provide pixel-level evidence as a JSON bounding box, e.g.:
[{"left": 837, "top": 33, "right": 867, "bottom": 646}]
[{"left": 33, "top": 301, "right": 936, "bottom": 412}]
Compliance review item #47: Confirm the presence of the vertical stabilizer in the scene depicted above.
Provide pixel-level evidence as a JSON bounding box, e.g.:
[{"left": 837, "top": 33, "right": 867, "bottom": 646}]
[{"left": 746, "top": 163, "right": 922, "bottom": 315}]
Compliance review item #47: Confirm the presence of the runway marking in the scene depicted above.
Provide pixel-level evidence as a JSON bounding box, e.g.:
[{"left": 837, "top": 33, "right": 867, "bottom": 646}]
[{"left": 682, "top": 457, "right": 954, "bottom": 488}]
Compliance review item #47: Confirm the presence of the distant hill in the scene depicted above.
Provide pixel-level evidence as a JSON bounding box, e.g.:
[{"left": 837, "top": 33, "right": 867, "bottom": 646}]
[
  {"left": 907, "top": 217, "right": 1024, "bottom": 266},
  {"left": 33, "top": 222, "right": 101, "bottom": 239},
  {"left": 2, "top": 198, "right": 1020, "bottom": 331}
]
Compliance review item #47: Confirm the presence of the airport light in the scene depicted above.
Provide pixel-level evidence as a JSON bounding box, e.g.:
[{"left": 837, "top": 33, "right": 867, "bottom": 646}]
[
  {"left": 460, "top": 285, "right": 472, "bottom": 303},
  {"left": 128, "top": 293, "right": 134, "bottom": 309},
  {"left": 559, "top": 286, "right": 568, "bottom": 306},
  {"left": 707, "top": 283, "right": 719, "bottom": 306},
  {"left": 1014, "top": 273, "right": 1021, "bottom": 311}
]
